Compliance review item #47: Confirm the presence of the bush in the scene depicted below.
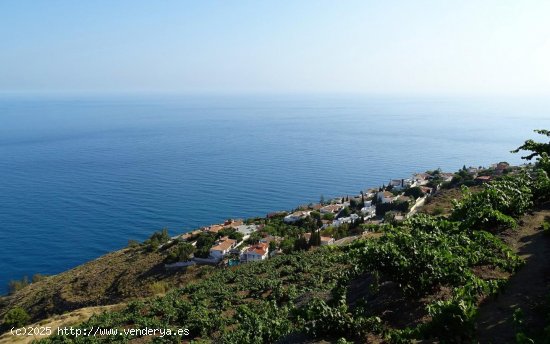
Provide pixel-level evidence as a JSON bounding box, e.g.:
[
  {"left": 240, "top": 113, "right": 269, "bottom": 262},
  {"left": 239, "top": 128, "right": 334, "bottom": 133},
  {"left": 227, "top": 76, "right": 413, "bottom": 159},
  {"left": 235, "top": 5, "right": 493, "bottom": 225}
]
[
  {"left": 432, "top": 206, "right": 445, "bottom": 216},
  {"left": 127, "top": 239, "right": 141, "bottom": 248},
  {"left": 149, "top": 281, "right": 169, "bottom": 295},
  {"left": 31, "top": 274, "right": 48, "bottom": 283},
  {"left": 322, "top": 212, "right": 335, "bottom": 221},
  {"left": 143, "top": 228, "right": 171, "bottom": 252},
  {"left": 8, "top": 276, "right": 29, "bottom": 295},
  {"left": 3, "top": 307, "right": 30, "bottom": 328},
  {"left": 451, "top": 174, "right": 533, "bottom": 232}
]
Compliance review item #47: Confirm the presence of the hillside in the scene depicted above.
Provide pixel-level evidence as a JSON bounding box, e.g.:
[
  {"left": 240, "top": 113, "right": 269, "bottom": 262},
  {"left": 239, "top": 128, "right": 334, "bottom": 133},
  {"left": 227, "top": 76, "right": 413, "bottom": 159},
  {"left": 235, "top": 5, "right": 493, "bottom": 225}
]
[
  {"left": 2, "top": 130, "right": 549, "bottom": 343},
  {"left": 0, "top": 246, "right": 211, "bottom": 325},
  {"left": 0, "top": 182, "right": 478, "bottom": 330}
]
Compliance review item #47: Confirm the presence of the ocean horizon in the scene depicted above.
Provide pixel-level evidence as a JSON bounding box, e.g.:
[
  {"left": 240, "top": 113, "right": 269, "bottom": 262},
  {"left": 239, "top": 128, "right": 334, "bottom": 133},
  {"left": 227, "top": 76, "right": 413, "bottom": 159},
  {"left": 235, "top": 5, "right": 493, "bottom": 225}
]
[{"left": 0, "top": 94, "right": 548, "bottom": 294}]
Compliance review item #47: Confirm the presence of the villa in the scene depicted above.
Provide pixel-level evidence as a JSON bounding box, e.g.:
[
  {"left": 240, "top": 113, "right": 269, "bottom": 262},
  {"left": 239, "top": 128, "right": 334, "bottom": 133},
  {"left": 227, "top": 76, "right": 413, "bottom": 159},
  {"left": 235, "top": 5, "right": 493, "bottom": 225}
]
[
  {"left": 389, "top": 178, "right": 413, "bottom": 191},
  {"left": 412, "top": 173, "right": 431, "bottom": 186},
  {"left": 224, "top": 219, "right": 244, "bottom": 228},
  {"left": 209, "top": 237, "right": 237, "bottom": 260},
  {"left": 361, "top": 205, "right": 376, "bottom": 219},
  {"left": 377, "top": 191, "right": 395, "bottom": 204},
  {"left": 332, "top": 213, "right": 360, "bottom": 227},
  {"left": 234, "top": 224, "right": 259, "bottom": 239},
  {"left": 320, "top": 236, "right": 335, "bottom": 246},
  {"left": 243, "top": 242, "right": 269, "bottom": 262},
  {"left": 205, "top": 224, "right": 225, "bottom": 233},
  {"left": 320, "top": 204, "right": 344, "bottom": 214},
  {"left": 283, "top": 210, "right": 310, "bottom": 224}
]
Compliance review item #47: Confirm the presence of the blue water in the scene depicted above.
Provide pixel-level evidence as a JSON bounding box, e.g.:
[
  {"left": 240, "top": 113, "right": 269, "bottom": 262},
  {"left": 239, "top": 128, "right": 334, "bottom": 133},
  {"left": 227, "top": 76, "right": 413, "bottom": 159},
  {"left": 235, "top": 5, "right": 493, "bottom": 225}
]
[{"left": 0, "top": 94, "right": 548, "bottom": 294}]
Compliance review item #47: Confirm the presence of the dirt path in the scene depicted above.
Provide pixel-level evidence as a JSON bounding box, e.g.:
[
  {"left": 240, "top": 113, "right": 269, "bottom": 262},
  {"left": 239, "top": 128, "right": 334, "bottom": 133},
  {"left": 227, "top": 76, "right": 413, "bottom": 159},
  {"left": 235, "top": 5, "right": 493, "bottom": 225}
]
[{"left": 475, "top": 209, "right": 550, "bottom": 343}]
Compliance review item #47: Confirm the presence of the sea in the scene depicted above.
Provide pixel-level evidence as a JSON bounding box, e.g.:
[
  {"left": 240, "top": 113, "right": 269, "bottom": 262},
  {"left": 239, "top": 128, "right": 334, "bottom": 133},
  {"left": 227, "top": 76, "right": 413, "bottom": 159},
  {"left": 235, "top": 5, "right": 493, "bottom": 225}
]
[{"left": 0, "top": 94, "right": 549, "bottom": 294}]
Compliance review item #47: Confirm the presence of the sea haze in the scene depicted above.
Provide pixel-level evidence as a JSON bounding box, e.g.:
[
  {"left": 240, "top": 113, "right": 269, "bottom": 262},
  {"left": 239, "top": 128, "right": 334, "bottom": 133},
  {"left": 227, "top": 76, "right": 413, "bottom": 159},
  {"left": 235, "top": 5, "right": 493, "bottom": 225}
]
[{"left": 0, "top": 94, "right": 548, "bottom": 293}]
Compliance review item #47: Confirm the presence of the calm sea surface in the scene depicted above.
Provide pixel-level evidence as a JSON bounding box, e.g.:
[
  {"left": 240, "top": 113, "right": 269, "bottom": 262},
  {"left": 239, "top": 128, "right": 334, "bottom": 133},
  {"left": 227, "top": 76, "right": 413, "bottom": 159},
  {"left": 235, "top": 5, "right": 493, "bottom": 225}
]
[{"left": 0, "top": 95, "right": 548, "bottom": 293}]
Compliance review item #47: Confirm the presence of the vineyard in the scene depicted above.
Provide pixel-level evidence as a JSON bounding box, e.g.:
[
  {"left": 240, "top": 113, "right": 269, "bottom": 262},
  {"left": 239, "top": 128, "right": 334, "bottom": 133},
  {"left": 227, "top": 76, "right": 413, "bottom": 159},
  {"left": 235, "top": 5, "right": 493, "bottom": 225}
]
[{"left": 37, "top": 131, "right": 550, "bottom": 343}]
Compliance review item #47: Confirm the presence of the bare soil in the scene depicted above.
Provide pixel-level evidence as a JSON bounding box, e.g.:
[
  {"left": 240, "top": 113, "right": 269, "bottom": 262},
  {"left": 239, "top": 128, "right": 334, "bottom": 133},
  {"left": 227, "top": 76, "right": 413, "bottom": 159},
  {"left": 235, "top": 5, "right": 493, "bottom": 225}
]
[{"left": 475, "top": 208, "right": 550, "bottom": 343}]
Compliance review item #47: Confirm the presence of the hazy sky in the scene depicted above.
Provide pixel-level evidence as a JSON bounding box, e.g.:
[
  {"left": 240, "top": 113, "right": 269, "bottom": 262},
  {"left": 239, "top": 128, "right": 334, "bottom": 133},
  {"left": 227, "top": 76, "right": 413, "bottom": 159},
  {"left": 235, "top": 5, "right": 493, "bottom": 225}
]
[{"left": 1, "top": 1, "right": 550, "bottom": 95}]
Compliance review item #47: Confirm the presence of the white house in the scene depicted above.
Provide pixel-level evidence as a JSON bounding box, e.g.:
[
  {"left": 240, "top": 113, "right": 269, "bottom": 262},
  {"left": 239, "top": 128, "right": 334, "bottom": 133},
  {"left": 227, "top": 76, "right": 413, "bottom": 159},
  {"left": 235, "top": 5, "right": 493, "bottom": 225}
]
[
  {"left": 377, "top": 191, "right": 395, "bottom": 204},
  {"left": 361, "top": 205, "right": 376, "bottom": 219},
  {"left": 283, "top": 211, "right": 310, "bottom": 224},
  {"left": 389, "top": 179, "right": 413, "bottom": 191},
  {"left": 440, "top": 173, "right": 455, "bottom": 182},
  {"left": 304, "top": 232, "right": 335, "bottom": 246},
  {"left": 209, "top": 237, "right": 236, "bottom": 260},
  {"left": 332, "top": 213, "right": 360, "bottom": 227},
  {"left": 244, "top": 242, "right": 269, "bottom": 262},
  {"left": 412, "top": 173, "right": 431, "bottom": 186},
  {"left": 320, "top": 236, "right": 335, "bottom": 246},
  {"left": 234, "top": 224, "right": 258, "bottom": 240}
]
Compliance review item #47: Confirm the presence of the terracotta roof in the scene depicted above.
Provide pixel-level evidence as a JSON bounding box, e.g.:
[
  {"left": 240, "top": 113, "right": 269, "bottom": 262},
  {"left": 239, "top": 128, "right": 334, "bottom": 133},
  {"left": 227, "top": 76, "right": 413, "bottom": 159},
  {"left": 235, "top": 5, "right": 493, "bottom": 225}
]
[
  {"left": 210, "top": 237, "right": 236, "bottom": 252},
  {"left": 320, "top": 204, "right": 343, "bottom": 212},
  {"left": 206, "top": 224, "right": 225, "bottom": 233},
  {"left": 310, "top": 203, "right": 323, "bottom": 210},
  {"left": 224, "top": 219, "right": 244, "bottom": 228},
  {"left": 246, "top": 242, "right": 268, "bottom": 256}
]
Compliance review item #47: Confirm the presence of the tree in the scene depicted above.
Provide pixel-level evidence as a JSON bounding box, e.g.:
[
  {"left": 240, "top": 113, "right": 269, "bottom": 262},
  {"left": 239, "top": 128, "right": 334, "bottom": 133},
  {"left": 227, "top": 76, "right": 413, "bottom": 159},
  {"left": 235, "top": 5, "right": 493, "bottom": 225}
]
[
  {"left": 228, "top": 231, "right": 244, "bottom": 242},
  {"left": 338, "top": 207, "right": 351, "bottom": 218},
  {"left": 310, "top": 211, "right": 321, "bottom": 220},
  {"left": 308, "top": 230, "right": 321, "bottom": 247},
  {"left": 294, "top": 236, "right": 309, "bottom": 251},
  {"left": 322, "top": 212, "right": 335, "bottom": 221},
  {"left": 246, "top": 231, "right": 262, "bottom": 244},
  {"left": 280, "top": 238, "right": 295, "bottom": 254},
  {"left": 404, "top": 186, "right": 425, "bottom": 199},
  {"left": 166, "top": 241, "right": 195, "bottom": 263},
  {"left": 144, "top": 228, "right": 171, "bottom": 252},
  {"left": 195, "top": 233, "right": 216, "bottom": 258},
  {"left": 3, "top": 307, "right": 30, "bottom": 328},
  {"left": 511, "top": 129, "right": 550, "bottom": 160}
]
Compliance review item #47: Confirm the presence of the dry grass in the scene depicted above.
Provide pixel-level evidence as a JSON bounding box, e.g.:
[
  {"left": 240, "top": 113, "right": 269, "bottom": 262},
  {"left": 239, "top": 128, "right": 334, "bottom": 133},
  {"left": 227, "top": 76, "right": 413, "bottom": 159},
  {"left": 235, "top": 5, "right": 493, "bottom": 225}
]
[
  {"left": 0, "top": 304, "right": 123, "bottom": 343},
  {"left": 0, "top": 246, "right": 205, "bottom": 326},
  {"left": 418, "top": 186, "right": 481, "bottom": 216}
]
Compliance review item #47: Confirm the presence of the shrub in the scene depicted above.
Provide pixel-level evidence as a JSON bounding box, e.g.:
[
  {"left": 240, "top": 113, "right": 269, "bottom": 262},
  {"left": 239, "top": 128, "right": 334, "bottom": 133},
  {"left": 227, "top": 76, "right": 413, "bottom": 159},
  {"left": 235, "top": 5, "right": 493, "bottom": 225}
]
[
  {"left": 8, "top": 276, "right": 29, "bottom": 295},
  {"left": 322, "top": 212, "right": 335, "bottom": 221},
  {"left": 127, "top": 239, "right": 141, "bottom": 248},
  {"left": 149, "top": 281, "right": 169, "bottom": 295},
  {"left": 143, "top": 228, "right": 171, "bottom": 252},
  {"left": 432, "top": 206, "right": 445, "bottom": 216},
  {"left": 31, "top": 274, "right": 48, "bottom": 283},
  {"left": 3, "top": 307, "right": 30, "bottom": 328}
]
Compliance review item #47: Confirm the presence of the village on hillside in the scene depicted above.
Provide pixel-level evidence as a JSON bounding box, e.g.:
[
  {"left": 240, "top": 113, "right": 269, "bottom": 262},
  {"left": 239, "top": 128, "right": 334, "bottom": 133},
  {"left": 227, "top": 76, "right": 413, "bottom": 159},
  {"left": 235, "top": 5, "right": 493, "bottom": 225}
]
[{"left": 161, "top": 162, "right": 516, "bottom": 269}]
